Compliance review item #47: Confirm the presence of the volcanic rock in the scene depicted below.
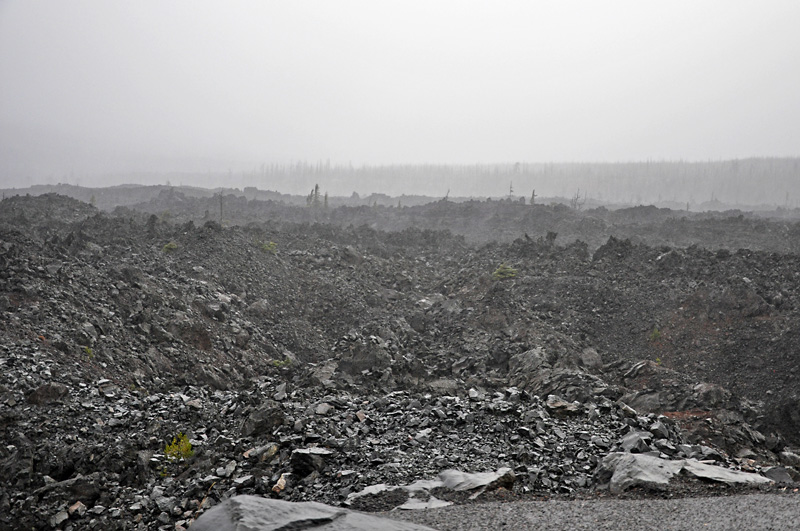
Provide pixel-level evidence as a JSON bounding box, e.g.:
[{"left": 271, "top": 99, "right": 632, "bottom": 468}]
[{"left": 189, "top": 495, "right": 435, "bottom": 531}]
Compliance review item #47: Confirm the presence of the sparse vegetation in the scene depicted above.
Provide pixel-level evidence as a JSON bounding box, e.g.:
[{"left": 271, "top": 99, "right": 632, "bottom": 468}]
[
  {"left": 261, "top": 241, "right": 278, "bottom": 254},
  {"left": 492, "top": 263, "right": 518, "bottom": 280},
  {"left": 570, "top": 189, "right": 587, "bottom": 210},
  {"left": 649, "top": 327, "right": 662, "bottom": 342},
  {"left": 307, "top": 184, "right": 323, "bottom": 208},
  {"left": 165, "top": 432, "right": 194, "bottom": 461},
  {"left": 162, "top": 241, "right": 178, "bottom": 253},
  {"left": 271, "top": 358, "right": 292, "bottom": 368}
]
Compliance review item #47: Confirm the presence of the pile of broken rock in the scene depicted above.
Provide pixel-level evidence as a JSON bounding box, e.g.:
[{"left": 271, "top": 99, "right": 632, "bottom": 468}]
[{"left": 1, "top": 194, "right": 799, "bottom": 530}]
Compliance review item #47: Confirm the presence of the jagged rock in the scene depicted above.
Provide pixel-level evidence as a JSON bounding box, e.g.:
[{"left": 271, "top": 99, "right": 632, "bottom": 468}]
[
  {"left": 779, "top": 451, "right": 800, "bottom": 467},
  {"left": 761, "top": 467, "right": 797, "bottom": 484},
  {"left": 578, "top": 348, "right": 603, "bottom": 371},
  {"left": 619, "top": 390, "right": 661, "bottom": 414},
  {"left": 337, "top": 341, "right": 392, "bottom": 376},
  {"left": 189, "top": 495, "right": 436, "bottom": 531},
  {"left": 693, "top": 382, "right": 730, "bottom": 409},
  {"left": 240, "top": 401, "right": 285, "bottom": 437},
  {"left": 545, "top": 395, "right": 583, "bottom": 417},
  {"left": 620, "top": 431, "right": 653, "bottom": 453},
  {"left": 596, "top": 453, "right": 773, "bottom": 494},
  {"left": 27, "top": 382, "right": 69, "bottom": 405},
  {"left": 680, "top": 459, "right": 773, "bottom": 486},
  {"left": 439, "top": 467, "right": 515, "bottom": 492},
  {"left": 346, "top": 467, "right": 516, "bottom": 511},
  {"left": 595, "top": 453, "right": 682, "bottom": 493},
  {"left": 291, "top": 448, "right": 334, "bottom": 476}
]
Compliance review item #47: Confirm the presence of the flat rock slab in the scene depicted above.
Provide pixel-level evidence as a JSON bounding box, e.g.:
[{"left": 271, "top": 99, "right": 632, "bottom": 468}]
[
  {"left": 346, "top": 468, "right": 516, "bottom": 510},
  {"left": 681, "top": 459, "right": 774, "bottom": 486},
  {"left": 439, "top": 467, "right": 515, "bottom": 491},
  {"left": 597, "top": 453, "right": 773, "bottom": 494},
  {"left": 189, "top": 495, "right": 436, "bottom": 531}
]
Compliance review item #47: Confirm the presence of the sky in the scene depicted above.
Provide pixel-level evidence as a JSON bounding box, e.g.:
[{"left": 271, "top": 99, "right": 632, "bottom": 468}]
[{"left": 1, "top": 1, "right": 799, "bottom": 188}]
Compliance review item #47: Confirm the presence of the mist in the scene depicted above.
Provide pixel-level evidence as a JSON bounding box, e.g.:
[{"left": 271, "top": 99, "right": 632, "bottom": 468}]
[{"left": 2, "top": 1, "right": 800, "bottom": 194}]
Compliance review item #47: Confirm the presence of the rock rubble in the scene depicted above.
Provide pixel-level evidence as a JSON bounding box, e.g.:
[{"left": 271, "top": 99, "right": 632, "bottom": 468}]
[{"left": 1, "top": 193, "right": 798, "bottom": 530}]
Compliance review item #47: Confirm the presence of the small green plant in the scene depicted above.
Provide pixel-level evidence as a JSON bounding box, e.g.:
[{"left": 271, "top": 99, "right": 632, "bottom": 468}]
[
  {"left": 655, "top": 357, "right": 662, "bottom": 365},
  {"left": 261, "top": 241, "right": 278, "bottom": 254},
  {"left": 82, "top": 346, "right": 94, "bottom": 360},
  {"left": 648, "top": 327, "right": 662, "bottom": 342},
  {"left": 165, "top": 432, "right": 194, "bottom": 461},
  {"left": 162, "top": 241, "right": 178, "bottom": 253},
  {"left": 271, "top": 358, "right": 292, "bottom": 368},
  {"left": 492, "top": 263, "right": 518, "bottom": 280}
]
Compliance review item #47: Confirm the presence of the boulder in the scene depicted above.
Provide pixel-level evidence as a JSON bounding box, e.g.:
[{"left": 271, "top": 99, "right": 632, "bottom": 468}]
[
  {"left": 240, "top": 401, "right": 285, "bottom": 437},
  {"left": 595, "top": 453, "right": 773, "bottom": 494},
  {"left": 27, "top": 383, "right": 69, "bottom": 405},
  {"left": 595, "top": 453, "right": 681, "bottom": 494}
]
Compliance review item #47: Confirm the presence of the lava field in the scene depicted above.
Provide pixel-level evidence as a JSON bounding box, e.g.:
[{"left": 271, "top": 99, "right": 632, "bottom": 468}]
[{"left": 1, "top": 192, "right": 799, "bottom": 530}]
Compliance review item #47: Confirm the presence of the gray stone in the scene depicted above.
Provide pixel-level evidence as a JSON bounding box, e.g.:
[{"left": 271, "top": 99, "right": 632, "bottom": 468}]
[
  {"left": 649, "top": 421, "right": 670, "bottom": 440},
  {"left": 681, "top": 459, "right": 773, "bottom": 485},
  {"left": 595, "top": 453, "right": 682, "bottom": 494},
  {"left": 315, "top": 402, "right": 334, "bottom": 415},
  {"left": 273, "top": 383, "right": 287, "bottom": 401},
  {"left": 760, "top": 467, "right": 796, "bottom": 484},
  {"left": 578, "top": 348, "right": 603, "bottom": 371},
  {"left": 778, "top": 451, "right": 800, "bottom": 467},
  {"left": 27, "top": 382, "right": 69, "bottom": 405},
  {"left": 620, "top": 390, "right": 661, "bottom": 414},
  {"left": 291, "top": 447, "right": 334, "bottom": 476},
  {"left": 693, "top": 382, "right": 730, "bottom": 408},
  {"left": 49, "top": 510, "right": 69, "bottom": 527},
  {"left": 620, "top": 431, "right": 653, "bottom": 453},
  {"left": 240, "top": 401, "right": 285, "bottom": 437},
  {"left": 189, "top": 495, "right": 435, "bottom": 531},
  {"left": 595, "top": 453, "right": 773, "bottom": 494},
  {"left": 439, "top": 468, "right": 515, "bottom": 492},
  {"left": 545, "top": 395, "right": 582, "bottom": 417}
]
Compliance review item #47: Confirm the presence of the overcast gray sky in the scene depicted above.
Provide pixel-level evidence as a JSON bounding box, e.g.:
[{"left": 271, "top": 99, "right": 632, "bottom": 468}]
[{"left": 1, "top": 1, "right": 799, "bottom": 186}]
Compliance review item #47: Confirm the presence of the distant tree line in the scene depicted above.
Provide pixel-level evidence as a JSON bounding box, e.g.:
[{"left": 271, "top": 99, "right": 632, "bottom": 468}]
[{"left": 231, "top": 158, "right": 799, "bottom": 208}]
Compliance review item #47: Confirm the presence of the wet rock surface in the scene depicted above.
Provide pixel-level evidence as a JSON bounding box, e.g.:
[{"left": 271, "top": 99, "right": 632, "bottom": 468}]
[
  {"left": 0, "top": 193, "right": 799, "bottom": 529},
  {"left": 190, "top": 495, "right": 436, "bottom": 531}
]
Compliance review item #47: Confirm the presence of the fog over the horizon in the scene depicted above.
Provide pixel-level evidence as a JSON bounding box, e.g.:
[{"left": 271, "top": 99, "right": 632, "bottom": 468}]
[{"left": 1, "top": 1, "right": 799, "bottom": 192}]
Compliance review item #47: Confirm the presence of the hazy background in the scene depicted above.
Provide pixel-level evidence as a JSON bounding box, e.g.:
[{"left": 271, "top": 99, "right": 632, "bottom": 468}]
[{"left": 1, "top": 1, "right": 799, "bottom": 197}]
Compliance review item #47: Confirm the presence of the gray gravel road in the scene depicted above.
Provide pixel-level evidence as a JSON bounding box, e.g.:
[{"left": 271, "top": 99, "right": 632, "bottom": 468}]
[{"left": 382, "top": 493, "right": 800, "bottom": 530}]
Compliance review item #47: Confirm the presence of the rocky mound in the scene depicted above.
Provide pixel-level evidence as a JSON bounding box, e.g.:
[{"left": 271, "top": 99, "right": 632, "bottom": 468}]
[{"left": 1, "top": 194, "right": 798, "bottom": 530}]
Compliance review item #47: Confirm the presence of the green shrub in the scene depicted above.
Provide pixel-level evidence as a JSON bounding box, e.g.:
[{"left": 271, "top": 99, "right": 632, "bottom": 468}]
[
  {"left": 162, "top": 241, "right": 178, "bottom": 253},
  {"left": 82, "top": 346, "right": 94, "bottom": 360},
  {"left": 649, "top": 327, "right": 662, "bottom": 342},
  {"left": 271, "top": 358, "right": 292, "bottom": 368},
  {"left": 261, "top": 241, "right": 278, "bottom": 254},
  {"left": 165, "top": 432, "right": 194, "bottom": 461},
  {"left": 492, "top": 263, "right": 518, "bottom": 280}
]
